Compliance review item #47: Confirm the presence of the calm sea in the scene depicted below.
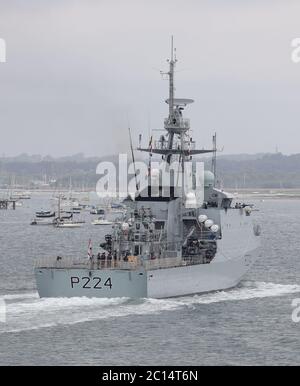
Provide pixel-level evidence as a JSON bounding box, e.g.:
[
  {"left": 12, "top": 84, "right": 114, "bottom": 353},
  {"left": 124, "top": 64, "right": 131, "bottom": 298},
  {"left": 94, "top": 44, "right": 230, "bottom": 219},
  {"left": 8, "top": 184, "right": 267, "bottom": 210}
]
[{"left": 0, "top": 193, "right": 300, "bottom": 365}]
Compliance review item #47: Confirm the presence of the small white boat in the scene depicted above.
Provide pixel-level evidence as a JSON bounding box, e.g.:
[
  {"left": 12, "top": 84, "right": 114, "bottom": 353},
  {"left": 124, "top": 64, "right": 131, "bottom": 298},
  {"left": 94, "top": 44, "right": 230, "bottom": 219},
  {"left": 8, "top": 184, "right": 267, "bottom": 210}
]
[
  {"left": 53, "top": 195, "right": 83, "bottom": 228},
  {"left": 36, "top": 210, "right": 55, "bottom": 218},
  {"left": 11, "top": 191, "right": 31, "bottom": 200},
  {"left": 90, "top": 207, "right": 105, "bottom": 215},
  {"left": 110, "top": 209, "right": 126, "bottom": 215},
  {"left": 91, "top": 217, "right": 113, "bottom": 226},
  {"left": 56, "top": 222, "right": 82, "bottom": 228}
]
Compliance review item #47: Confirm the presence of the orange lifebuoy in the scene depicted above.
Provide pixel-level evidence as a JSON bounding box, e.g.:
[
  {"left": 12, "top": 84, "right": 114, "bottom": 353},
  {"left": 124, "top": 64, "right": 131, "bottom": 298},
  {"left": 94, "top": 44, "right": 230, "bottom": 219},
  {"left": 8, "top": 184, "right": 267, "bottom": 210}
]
[{"left": 127, "top": 255, "right": 136, "bottom": 263}]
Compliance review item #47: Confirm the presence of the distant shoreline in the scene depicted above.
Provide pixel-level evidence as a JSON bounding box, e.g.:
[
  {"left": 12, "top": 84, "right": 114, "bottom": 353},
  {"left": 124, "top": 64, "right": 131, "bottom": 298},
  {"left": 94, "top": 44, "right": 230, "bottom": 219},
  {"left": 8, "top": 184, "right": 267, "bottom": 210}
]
[
  {"left": 227, "top": 188, "right": 300, "bottom": 199},
  {"left": 2, "top": 188, "right": 300, "bottom": 200}
]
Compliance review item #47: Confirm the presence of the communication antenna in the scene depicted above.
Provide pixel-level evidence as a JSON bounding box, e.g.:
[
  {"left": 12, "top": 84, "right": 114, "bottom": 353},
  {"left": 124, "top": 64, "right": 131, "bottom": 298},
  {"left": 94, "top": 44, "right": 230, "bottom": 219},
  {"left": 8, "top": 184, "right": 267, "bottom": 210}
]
[
  {"left": 211, "top": 132, "right": 217, "bottom": 180},
  {"left": 128, "top": 127, "right": 139, "bottom": 192}
]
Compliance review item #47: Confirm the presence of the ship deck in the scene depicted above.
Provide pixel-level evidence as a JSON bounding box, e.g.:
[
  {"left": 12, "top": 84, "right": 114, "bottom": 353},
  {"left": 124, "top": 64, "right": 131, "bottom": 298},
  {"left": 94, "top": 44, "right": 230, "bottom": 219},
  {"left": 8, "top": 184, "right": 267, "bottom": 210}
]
[{"left": 34, "top": 255, "right": 213, "bottom": 271}]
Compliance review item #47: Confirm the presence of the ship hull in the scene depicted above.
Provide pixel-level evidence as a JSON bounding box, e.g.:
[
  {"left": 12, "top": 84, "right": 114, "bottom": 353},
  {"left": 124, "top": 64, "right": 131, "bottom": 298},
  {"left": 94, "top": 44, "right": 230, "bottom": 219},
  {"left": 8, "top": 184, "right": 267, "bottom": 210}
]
[
  {"left": 35, "top": 208, "right": 261, "bottom": 298},
  {"left": 147, "top": 250, "right": 258, "bottom": 298},
  {"left": 35, "top": 248, "right": 259, "bottom": 298}
]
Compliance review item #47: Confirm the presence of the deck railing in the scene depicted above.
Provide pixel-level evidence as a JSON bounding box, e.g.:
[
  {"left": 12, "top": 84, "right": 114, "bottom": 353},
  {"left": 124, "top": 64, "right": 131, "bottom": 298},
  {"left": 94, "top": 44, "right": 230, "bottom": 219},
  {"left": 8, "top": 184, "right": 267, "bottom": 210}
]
[{"left": 34, "top": 255, "right": 189, "bottom": 271}]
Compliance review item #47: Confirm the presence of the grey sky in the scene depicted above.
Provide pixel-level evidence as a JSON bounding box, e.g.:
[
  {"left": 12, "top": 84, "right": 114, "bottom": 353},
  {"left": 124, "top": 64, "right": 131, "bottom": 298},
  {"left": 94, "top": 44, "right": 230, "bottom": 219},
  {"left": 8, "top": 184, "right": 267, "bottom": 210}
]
[{"left": 0, "top": 0, "right": 300, "bottom": 157}]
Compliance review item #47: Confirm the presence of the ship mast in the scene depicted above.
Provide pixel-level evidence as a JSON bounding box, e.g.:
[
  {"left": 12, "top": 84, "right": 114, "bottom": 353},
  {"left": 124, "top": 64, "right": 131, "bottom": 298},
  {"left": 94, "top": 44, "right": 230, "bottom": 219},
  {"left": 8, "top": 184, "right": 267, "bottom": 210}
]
[
  {"left": 168, "top": 36, "right": 176, "bottom": 124},
  {"left": 138, "top": 39, "right": 215, "bottom": 163},
  {"left": 211, "top": 132, "right": 217, "bottom": 182},
  {"left": 166, "top": 36, "right": 177, "bottom": 164}
]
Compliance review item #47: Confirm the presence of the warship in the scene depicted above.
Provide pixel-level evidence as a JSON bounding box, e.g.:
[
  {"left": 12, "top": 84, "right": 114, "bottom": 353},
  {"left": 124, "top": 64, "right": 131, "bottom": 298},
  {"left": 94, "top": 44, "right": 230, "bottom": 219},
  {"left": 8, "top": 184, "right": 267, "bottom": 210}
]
[{"left": 35, "top": 41, "right": 261, "bottom": 298}]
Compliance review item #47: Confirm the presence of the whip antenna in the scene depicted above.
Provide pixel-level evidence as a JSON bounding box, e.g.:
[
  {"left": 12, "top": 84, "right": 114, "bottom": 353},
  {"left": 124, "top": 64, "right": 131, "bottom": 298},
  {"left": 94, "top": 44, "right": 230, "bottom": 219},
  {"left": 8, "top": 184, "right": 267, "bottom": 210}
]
[{"left": 128, "top": 127, "right": 139, "bottom": 192}]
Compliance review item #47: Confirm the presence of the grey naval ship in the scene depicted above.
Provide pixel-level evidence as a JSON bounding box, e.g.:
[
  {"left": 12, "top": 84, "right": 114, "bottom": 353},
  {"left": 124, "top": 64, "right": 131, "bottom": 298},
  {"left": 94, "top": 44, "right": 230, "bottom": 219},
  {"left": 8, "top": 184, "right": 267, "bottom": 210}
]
[{"left": 35, "top": 42, "right": 261, "bottom": 298}]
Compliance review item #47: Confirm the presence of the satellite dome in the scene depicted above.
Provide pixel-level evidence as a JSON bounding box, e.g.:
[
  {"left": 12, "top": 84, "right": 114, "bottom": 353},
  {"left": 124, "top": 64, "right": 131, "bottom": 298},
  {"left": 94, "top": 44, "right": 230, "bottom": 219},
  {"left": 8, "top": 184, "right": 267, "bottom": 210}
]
[
  {"left": 204, "top": 171, "right": 215, "bottom": 187},
  {"left": 204, "top": 219, "right": 214, "bottom": 228},
  {"left": 211, "top": 224, "right": 219, "bottom": 233},
  {"left": 198, "top": 214, "right": 208, "bottom": 223}
]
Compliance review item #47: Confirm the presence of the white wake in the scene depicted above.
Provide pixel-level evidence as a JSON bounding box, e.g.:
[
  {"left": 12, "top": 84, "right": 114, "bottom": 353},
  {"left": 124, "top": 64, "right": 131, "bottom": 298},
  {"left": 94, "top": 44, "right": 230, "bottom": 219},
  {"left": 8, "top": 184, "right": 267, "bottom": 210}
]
[{"left": 1, "top": 281, "right": 299, "bottom": 334}]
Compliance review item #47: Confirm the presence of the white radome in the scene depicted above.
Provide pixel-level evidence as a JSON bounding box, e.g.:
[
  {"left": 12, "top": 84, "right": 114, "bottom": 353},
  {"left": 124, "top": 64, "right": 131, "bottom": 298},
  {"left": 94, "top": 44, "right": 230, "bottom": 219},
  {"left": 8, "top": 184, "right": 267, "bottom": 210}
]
[
  {"left": 198, "top": 214, "right": 208, "bottom": 223},
  {"left": 204, "top": 219, "right": 214, "bottom": 228},
  {"left": 210, "top": 224, "right": 219, "bottom": 233}
]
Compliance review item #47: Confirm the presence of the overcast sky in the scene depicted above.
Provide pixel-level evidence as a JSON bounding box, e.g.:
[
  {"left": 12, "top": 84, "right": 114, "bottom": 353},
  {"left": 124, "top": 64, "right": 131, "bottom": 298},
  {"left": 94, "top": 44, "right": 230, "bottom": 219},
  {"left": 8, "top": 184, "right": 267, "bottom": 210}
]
[{"left": 0, "top": 0, "right": 300, "bottom": 157}]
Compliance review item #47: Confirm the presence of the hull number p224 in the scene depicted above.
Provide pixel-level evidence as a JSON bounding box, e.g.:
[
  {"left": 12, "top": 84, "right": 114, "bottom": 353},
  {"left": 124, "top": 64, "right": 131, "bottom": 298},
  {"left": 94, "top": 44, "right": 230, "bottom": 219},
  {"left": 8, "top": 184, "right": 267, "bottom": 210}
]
[{"left": 70, "top": 276, "right": 112, "bottom": 290}]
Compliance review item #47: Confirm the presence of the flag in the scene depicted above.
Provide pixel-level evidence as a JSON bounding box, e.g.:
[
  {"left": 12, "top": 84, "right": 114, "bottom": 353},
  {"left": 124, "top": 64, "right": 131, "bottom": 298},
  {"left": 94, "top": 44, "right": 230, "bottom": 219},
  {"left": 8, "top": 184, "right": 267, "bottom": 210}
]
[{"left": 87, "top": 238, "right": 92, "bottom": 259}]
